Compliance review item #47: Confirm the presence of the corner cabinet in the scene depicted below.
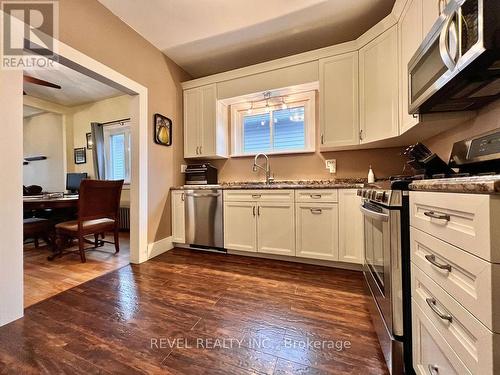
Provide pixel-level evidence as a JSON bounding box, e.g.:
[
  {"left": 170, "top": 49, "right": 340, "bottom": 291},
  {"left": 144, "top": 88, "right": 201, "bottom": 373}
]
[
  {"left": 183, "top": 83, "right": 228, "bottom": 159},
  {"left": 359, "top": 25, "right": 399, "bottom": 144},
  {"left": 171, "top": 191, "right": 185, "bottom": 243},
  {"left": 319, "top": 52, "right": 360, "bottom": 149}
]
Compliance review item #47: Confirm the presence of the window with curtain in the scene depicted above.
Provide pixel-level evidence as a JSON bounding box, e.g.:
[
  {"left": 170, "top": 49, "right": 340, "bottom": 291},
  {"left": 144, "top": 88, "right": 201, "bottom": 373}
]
[
  {"left": 103, "top": 122, "right": 131, "bottom": 183},
  {"left": 231, "top": 90, "right": 315, "bottom": 156}
]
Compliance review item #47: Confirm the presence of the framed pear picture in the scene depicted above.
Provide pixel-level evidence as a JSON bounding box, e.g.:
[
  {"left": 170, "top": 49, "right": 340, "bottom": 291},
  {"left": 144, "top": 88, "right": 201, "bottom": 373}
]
[{"left": 154, "top": 113, "right": 172, "bottom": 146}]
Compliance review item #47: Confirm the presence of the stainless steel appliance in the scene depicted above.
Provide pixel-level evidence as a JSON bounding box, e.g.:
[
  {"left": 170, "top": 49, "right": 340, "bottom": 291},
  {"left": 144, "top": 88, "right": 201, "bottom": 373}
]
[
  {"left": 184, "top": 163, "right": 218, "bottom": 185},
  {"left": 184, "top": 189, "right": 224, "bottom": 251},
  {"left": 409, "top": 0, "right": 500, "bottom": 114},
  {"left": 358, "top": 180, "right": 412, "bottom": 375}
]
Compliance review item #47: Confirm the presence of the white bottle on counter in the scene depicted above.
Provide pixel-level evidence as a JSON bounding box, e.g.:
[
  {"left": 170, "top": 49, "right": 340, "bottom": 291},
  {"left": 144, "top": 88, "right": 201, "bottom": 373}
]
[{"left": 368, "top": 166, "right": 375, "bottom": 183}]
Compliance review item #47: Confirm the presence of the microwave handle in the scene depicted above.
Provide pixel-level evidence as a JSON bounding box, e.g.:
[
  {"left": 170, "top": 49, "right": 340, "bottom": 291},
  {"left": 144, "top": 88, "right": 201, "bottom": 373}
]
[{"left": 439, "top": 11, "right": 459, "bottom": 71}]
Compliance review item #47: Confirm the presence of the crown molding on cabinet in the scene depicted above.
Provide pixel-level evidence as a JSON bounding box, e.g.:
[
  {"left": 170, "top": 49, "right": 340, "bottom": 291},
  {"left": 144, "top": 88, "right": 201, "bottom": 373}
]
[{"left": 182, "top": 0, "right": 409, "bottom": 91}]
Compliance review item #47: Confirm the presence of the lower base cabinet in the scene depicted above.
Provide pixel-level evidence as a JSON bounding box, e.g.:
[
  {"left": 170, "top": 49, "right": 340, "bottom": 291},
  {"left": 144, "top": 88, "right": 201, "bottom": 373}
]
[
  {"left": 296, "top": 203, "right": 339, "bottom": 261},
  {"left": 338, "top": 189, "right": 363, "bottom": 264},
  {"left": 257, "top": 202, "right": 295, "bottom": 256},
  {"left": 223, "top": 201, "right": 257, "bottom": 252},
  {"left": 171, "top": 191, "right": 185, "bottom": 243}
]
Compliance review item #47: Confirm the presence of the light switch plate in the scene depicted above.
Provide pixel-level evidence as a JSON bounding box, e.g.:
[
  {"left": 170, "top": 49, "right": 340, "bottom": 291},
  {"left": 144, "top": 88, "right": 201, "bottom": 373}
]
[
  {"left": 181, "top": 164, "right": 187, "bottom": 173},
  {"left": 325, "top": 159, "right": 336, "bottom": 173}
]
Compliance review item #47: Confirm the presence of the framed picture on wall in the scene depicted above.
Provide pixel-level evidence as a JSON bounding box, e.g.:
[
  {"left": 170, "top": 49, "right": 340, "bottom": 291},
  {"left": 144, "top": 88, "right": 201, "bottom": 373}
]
[
  {"left": 86, "top": 132, "right": 93, "bottom": 150},
  {"left": 74, "top": 147, "right": 86, "bottom": 164},
  {"left": 154, "top": 113, "right": 172, "bottom": 146}
]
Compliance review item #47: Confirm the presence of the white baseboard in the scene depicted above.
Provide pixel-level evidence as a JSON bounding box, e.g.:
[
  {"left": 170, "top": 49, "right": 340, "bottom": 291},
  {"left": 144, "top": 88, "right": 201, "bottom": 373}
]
[{"left": 147, "top": 236, "right": 174, "bottom": 259}]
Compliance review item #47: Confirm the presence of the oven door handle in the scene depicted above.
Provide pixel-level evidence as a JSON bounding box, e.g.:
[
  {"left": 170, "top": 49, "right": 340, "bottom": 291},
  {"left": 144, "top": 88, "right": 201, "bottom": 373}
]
[{"left": 359, "top": 205, "right": 389, "bottom": 222}]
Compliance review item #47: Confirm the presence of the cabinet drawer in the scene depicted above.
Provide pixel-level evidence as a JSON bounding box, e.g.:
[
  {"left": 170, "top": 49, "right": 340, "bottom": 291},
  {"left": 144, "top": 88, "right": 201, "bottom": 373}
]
[
  {"left": 223, "top": 189, "right": 294, "bottom": 202},
  {"left": 295, "top": 189, "right": 338, "bottom": 203},
  {"left": 412, "top": 264, "right": 500, "bottom": 374},
  {"left": 411, "top": 227, "right": 500, "bottom": 332},
  {"left": 412, "top": 301, "right": 471, "bottom": 375},
  {"left": 410, "top": 191, "right": 500, "bottom": 262}
]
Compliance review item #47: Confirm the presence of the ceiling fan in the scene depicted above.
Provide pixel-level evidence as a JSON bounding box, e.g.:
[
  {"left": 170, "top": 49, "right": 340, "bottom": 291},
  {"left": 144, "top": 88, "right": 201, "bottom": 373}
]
[{"left": 23, "top": 75, "right": 61, "bottom": 95}]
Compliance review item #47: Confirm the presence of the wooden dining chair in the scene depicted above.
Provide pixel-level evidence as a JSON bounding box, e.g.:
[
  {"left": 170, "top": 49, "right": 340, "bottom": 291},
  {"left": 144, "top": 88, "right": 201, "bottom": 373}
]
[{"left": 52, "top": 179, "right": 124, "bottom": 263}]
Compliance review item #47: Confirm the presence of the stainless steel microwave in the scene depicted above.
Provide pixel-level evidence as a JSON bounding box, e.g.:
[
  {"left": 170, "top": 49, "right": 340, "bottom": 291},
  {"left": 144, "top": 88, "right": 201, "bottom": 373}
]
[{"left": 409, "top": 0, "right": 500, "bottom": 114}]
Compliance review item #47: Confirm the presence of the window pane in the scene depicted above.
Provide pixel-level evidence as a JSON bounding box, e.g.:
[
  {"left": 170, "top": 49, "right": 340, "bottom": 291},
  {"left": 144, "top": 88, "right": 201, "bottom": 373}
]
[
  {"left": 243, "top": 113, "right": 271, "bottom": 153},
  {"left": 273, "top": 107, "right": 305, "bottom": 150},
  {"left": 110, "top": 133, "right": 125, "bottom": 180}
]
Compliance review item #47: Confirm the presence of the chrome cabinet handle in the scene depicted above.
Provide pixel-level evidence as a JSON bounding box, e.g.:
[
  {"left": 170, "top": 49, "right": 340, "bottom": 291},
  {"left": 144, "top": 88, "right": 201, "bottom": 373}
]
[
  {"left": 195, "top": 146, "right": 199, "bottom": 155},
  {"left": 253, "top": 206, "right": 256, "bottom": 216},
  {"left": 310, "top": 208, "right": 322, "bottom": 214},
  {"left": 320, "top": 134, "right": 324, "bottom": 144},
  {"left": 199, "top": 146, "right": 202, "bottom": 154},
  {"left": 428, "top": 364, "right": 439, "bottom": 375},
  {"left": 310, "top": 194, "right": 322, "bottom": 199},
  {"left": 181, "top": 193, "right": 185, "bottom": 201},
  {"left": 184, "top": 193, "right": 220, "bottom": 197},
  {"left": 426, "top": 298, "right": 452, "bottom": 322},
  {"left": 425, "top": 254, "right": 451, "bottom": 272},
  {"left": 424, "top": 211, "right": 450, "bottom": 221},
  {"left": 252, "top": 194, "right": 261, "bottom": 198},
  {"left": 257, "top": 206, "right": 261, "bottom": 216},
  {"left": 359, "top": 129, "right": 363, "bottom": 141}
]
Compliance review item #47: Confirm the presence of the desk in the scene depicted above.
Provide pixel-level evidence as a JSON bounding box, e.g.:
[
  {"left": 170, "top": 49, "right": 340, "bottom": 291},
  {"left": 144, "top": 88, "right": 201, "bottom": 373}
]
[{"left": 23, "top": 196, "right": 79, "bottom": 211}]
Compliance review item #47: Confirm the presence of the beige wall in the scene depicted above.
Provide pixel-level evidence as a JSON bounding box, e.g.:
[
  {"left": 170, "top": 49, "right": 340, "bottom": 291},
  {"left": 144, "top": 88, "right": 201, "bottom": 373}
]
[
  {"left": 57, "top": 0, "right": 191, "bottom": 242},
  {"left": 424, "top": 100, "right": 500, "bottom": 161},
  {"left": 23, "top": 113, "right": 65, "bottom": 192},
  {"left": 211, "top": 147, "right": 407, "bottom": 182}
]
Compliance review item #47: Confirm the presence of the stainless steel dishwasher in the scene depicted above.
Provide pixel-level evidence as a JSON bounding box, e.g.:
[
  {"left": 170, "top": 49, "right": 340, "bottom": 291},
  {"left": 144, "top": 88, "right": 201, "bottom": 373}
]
[{"left": 184, "top": 189, "right": 224, "bottom": 250}]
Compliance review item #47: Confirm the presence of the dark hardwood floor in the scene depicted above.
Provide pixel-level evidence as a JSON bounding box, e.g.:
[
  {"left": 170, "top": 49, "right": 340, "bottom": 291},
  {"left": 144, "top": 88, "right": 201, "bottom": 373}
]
[{"left": 0, "top": 248, "right": 388, "bottom": 374}]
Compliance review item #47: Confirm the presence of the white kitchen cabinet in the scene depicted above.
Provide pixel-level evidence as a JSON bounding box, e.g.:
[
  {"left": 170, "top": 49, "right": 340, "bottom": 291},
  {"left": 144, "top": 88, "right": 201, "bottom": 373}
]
[
  {"left": 399, "top": 0, "right": 423, "bottom": 134},
  {"left": 338, "top": 189, "right": 364, "bottom": 264},
  {"left": 223, "top": 201, "right": 257, "bottom": 252},
  {"left": 423, "top": 0, "right": 446, "bottom": 37},
  {"left": 296, "top": 202, "right": 339, "bottom": 261},
  {"left": 319, "top": 52, "right": 359, "bottom": 148},
  {"left": 359, "top": 25, "right": 399, "bottom": 144},
  {"left": 257, "top": 202, "right": 296, "bottom": 256},
  {"left": 183, "top": 83, "right": 227, "bottom": 159},
  {"left": 171, "top": 190, "right": 185, "bottom": 243}
]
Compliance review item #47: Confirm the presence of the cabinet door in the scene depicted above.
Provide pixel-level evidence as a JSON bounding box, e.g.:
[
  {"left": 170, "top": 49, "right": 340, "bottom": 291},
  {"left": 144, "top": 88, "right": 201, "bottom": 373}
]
[
  {"left": 183, "top": 88, "right": 200, "bottom": 158},
  {"left": 257, "top": 202, "right": 295, "bottom": 256},
  {"left": 223, "top": 201, "right": 257, "bottom": 252},
  {"left": 359, "top": 25, "right": 399, "bottom": 144},
  {"left": 399, "top": 0, "right": 423, "bottom": 134},
  {"left": 338, "top": 189, "right": 363, "bottom": 264},
  {"left": 171, "top": 191, "right": 185, "bottom": 243},
  {"left": 296, "top": 203, "right": 339, "bottom": 261},
  {"left": 319, "top": 52, "right": 359, "bottom": 148},
  {"left": 422, "top": 0, "right": 443, "bottom": 38},
  {"left": 199, "top": 84, "right": 217, "bottom": 157}
]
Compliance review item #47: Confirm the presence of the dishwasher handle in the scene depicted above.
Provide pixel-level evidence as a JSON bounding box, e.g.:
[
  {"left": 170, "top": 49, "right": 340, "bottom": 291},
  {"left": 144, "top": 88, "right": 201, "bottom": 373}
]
[{"left": 184, "top": 192, "right": 221, "bottom": 198}]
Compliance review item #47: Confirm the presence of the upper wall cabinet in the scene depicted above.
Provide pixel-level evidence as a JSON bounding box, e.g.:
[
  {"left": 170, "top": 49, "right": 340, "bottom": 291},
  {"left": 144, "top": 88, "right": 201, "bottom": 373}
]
[
  {"left": 319, "top": 52, "right": 360, "bottom": 149},
  {"left": 184, "top": 83, "right": 228, "bottom": 159},
  {"left": 359, "top": 25, "right": 399, "bottom": 144},
  {"left": 399, "top": 0, "right": 423, "bottom": 134}
]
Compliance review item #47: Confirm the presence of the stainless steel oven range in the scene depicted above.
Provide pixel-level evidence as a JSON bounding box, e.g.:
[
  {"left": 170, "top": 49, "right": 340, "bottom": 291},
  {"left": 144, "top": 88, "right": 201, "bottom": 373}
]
[{"left": 358, "top": 181, "right": 412, "bottom": 375}]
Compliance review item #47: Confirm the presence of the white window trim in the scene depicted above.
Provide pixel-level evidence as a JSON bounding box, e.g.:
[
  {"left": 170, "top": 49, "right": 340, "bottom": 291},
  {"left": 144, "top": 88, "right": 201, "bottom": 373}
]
[
  {"left": 103, "top": 122, "right": 131, "bottom": 183},
  {"left": 230, "top": 90, "right": 316, "bottom": 157}
]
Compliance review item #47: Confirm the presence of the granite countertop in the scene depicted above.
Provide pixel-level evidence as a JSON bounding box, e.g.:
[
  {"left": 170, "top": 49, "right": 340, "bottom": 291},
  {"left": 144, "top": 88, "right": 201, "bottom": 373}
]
[
  {"left": 171, "top": 179, "right": 366, "bottom": 190},
  {"left": 409, "top": 175, "right": 500, "bottom": 194}
]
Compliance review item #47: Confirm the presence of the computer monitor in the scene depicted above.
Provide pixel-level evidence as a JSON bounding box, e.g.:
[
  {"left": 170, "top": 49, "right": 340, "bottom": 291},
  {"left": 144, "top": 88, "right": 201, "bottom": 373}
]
[{"left": 66, "top": 173, "right": 88, "bottom": 193}]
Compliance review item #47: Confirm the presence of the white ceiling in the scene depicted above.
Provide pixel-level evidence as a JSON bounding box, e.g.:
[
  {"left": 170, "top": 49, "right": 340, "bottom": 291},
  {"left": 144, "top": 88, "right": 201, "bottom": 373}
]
[
  {"left": 24, "top": 60, "right": 125, "bottom": 107},
  {"left": 98, "top": 0, "right": 395, "bottom": 78}
]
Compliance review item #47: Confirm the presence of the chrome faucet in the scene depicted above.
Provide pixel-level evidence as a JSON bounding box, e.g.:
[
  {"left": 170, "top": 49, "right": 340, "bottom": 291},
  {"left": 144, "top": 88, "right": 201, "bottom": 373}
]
[{"left": 253, "top": 153, "right": 274, "bottom": 184}]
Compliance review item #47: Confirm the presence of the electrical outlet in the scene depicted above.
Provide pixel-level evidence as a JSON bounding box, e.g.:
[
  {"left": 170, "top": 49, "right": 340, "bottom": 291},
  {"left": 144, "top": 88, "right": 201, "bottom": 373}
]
[
  {"left": 325, "top": 159, "right": 336, "bottom": 174},
  {"left": 181, "top": 164, "right": 187, "bottom": 173}
]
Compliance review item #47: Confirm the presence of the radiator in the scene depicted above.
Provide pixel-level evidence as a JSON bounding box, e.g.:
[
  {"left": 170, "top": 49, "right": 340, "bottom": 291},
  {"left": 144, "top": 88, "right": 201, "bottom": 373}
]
[{"left": 118, "top": 207, "right": 130, "bottom": 231}]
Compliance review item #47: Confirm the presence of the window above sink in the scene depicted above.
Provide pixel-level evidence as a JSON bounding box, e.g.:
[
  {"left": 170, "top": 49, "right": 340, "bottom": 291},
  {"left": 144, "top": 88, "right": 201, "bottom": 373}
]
[{"left": 228, "top": 88, "right": 316, "bottom": 157}]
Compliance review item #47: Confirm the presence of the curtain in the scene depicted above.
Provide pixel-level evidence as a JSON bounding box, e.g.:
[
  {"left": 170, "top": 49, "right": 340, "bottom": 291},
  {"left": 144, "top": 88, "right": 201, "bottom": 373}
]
[{"left": 91, "top": 122, "right": 105, "bottom": 180}]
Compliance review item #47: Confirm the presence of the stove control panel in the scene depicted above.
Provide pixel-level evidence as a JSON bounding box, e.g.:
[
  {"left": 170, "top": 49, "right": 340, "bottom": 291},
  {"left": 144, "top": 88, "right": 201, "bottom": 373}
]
[{"left": 357, "top": 189, "right": 400, "bottom": 207}]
